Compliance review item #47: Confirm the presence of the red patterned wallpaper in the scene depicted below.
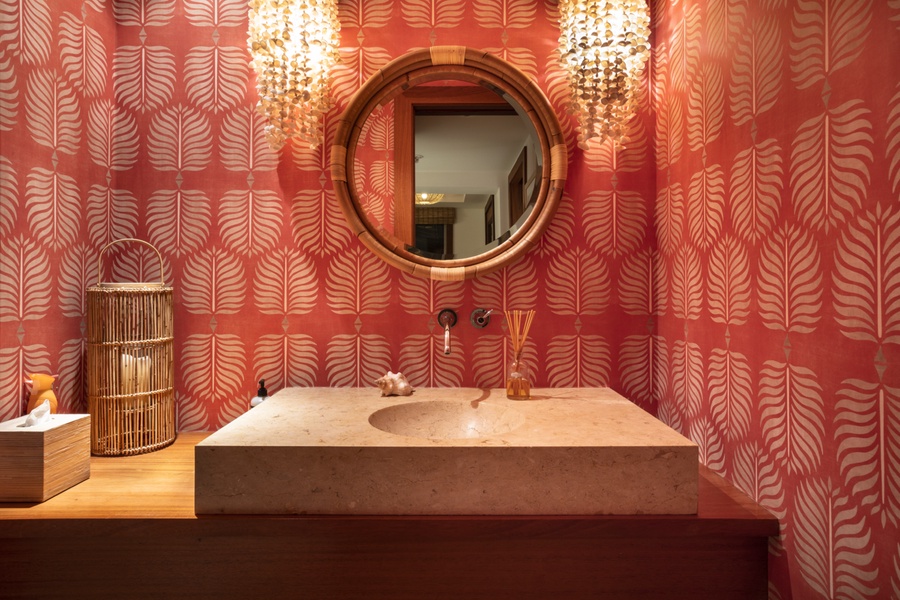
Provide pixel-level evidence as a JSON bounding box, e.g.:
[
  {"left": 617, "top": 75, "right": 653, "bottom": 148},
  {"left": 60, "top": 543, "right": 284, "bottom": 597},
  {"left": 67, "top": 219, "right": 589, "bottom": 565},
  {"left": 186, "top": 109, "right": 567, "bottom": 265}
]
[
  {"left": 1, "top": 0, "right": 899, "bottom": 597},
  {"left": 653, "top": 0, "right": 900, "bottom": 597}
]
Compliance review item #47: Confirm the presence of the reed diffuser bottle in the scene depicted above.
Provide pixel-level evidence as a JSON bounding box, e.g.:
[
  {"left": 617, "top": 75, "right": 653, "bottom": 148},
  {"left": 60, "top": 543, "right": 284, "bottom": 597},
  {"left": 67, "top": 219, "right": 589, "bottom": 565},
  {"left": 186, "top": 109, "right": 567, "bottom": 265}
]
[{"left": 504, "top": 309, "right": 535, "bottom": 400}]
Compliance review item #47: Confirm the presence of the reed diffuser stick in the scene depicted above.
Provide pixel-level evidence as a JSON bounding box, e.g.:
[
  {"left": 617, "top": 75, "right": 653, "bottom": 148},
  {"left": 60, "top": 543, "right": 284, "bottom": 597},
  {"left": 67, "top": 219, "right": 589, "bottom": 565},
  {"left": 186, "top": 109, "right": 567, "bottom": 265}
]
[{"left": 504, "top": 309, "right": 535, "bottom": 399}]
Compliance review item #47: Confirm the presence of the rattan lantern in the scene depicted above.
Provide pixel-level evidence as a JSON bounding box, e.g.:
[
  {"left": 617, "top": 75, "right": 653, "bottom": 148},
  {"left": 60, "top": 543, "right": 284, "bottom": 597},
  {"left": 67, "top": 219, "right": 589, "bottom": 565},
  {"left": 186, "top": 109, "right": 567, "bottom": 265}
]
[{"left": 86, "top": 239, "right": 175, "bottom": 456}]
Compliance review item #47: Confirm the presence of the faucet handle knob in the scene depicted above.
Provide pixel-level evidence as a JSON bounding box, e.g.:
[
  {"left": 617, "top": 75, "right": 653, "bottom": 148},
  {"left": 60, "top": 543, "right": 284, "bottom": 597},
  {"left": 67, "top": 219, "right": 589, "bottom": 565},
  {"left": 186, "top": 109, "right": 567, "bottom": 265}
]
[{"left": 470, "top": 308, "right": 493, "bottom": 328}]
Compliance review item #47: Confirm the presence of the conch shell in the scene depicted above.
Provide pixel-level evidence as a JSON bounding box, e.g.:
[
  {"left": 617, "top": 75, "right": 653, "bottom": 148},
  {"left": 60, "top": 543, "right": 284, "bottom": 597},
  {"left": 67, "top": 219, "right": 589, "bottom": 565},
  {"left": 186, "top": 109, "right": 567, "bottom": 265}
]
[{"left": 374, "top": 371, "right": 414, "bottom": 397}]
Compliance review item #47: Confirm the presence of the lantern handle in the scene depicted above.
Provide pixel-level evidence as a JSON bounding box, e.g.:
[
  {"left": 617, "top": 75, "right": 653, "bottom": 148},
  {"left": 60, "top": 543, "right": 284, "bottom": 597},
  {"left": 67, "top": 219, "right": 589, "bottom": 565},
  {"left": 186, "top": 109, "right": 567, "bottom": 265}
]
[{"left": 96, "top": 238, "right": 165, "bottom": 286}]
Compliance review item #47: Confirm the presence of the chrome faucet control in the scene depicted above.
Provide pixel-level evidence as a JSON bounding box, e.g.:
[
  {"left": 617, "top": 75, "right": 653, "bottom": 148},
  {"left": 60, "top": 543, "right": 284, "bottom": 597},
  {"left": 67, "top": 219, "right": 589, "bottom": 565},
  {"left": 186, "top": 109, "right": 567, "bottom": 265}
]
[
  {"left": 470, "top": 308, "right": 493, "bottom": 328},
  {"left": 437, "top": 309, "right": 458, "bottom": 355}
]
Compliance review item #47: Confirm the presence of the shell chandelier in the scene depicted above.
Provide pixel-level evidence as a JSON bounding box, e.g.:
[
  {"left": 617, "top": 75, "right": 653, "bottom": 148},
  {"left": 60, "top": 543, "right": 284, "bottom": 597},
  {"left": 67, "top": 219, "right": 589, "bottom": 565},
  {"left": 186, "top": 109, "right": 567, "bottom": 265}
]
[
  {"left": 248, "top": 0, "right": 341, "bottom": 150},
  {"left": 557, "top": 0, "right": 650, "bottom": 149}
]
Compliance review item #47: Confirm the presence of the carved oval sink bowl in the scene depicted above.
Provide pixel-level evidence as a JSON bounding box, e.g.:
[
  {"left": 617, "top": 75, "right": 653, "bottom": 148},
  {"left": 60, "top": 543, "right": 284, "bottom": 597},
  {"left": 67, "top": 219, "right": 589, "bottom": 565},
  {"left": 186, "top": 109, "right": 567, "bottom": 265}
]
[{"left": 368, "top": 400, "right": 526, "bottom": 440}]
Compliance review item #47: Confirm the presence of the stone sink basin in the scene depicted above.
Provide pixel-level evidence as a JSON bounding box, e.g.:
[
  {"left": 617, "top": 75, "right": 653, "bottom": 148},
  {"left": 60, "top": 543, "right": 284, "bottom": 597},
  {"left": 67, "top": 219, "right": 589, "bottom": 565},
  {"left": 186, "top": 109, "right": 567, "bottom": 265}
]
[{"left": 194, "top": 388, "right": 698, "bottom": 516}]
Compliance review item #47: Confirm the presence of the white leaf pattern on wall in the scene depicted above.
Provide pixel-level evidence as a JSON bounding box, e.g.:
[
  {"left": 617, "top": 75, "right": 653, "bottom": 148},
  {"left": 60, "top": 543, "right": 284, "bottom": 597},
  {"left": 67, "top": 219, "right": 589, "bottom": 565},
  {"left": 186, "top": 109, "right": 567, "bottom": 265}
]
[
  {"left": 760, "top": 360, "right": 825, "bottom": 474},
  {"left": 707, "top": 234, "right": 751, "bottom": 325},
  {"left": 26, "top": 69, "right": 81, "bottom": 156},
  {"left": 791, "top": 99, "right": 873, "bottom": 233},
  {"left": 184, "top": 45, "right": 249, "bottom": 113},
  {"left": 87, "top": 100, "right": 139, "bottom": 171},
  {"left": 546, "top": 335, "right": 610, "bottom": 388},
  {"left": 793, "top": 480, "right": 880, "bottom": 599},
  {"left": 656, "top": 94, "right": 682, "bottom": 171},
  {"left": 183, "top": 0, "right": 247, "bottom": 27},
  {"left": 0, "top": 234, "right": 50, "bottom": 323},
  {"left": 253, "top": 333, "right": 318, "bottom": 389},
  {"left": 672, "top": 339, "right": 704, "bottom": 418},
  {"left": 471, "top": 334, "right": 515, "bottom": 389},
  {"left": 0, "top": 156, "right": 17, "bottom": 236},
  {"left": 0, "top": 51, "right": 17, "bottom": 132},
  {"left": 148, "top": 104, "right": 212, "bottom": 171},
  {"left": 0, "top": 344, "right": 50, "bottom": 421},
  {"left": 58, "top": 243, "right": 98, "bottom": 318},
  {"left": 835, "top": 379, "right": 900, "bottom": 526},
  {"left": 86, "top": 185, "right": 139, "bottom": 248},
  {"left": 291, "top": 189, "right": 350, "bottom": 257},
  {"left": 0, "top": 0, "right": 50, "bottom": 65},
  {"left": 729, "top": 16, "right": 781, "bottom": 127},
  {"left": 332, "top": 47, "right": 392, "bottom": 106},
  {"left": 339, "top": 0, "right": 394, "bottom": 29},
  {"left": 59, "top": 12, "right": 106, "bottom": 98},
  {"left": 536, "top": 192, "right": 576, "bottom": 257},
  {"left": 730, "top": 137, "right": 782, "bottom": 243},
  {"left": 253, "top": 248, "right": 318, "bottom": 315},
  {"left": 583, "top": 189, "right": 647, "bottom": 258},
  {"left": 584, "top": 118, "right": 650, "bottom": 174},
  {"left": 690, "top": 417, "right": 726, "bottom": 475},
  {"left": 25, "top": 167, "right": 80, "bottom": 251},
  {"left": 733, "top": 442, "right": 786, "bottom": 519},
  {"left": 618, "top": 249, "right": 661, "bottom": 316},
  {"left": 147, "top": 188, "right": 211, "bottom": 258},
  {"left": 706, "top": 0, "right": 747, "bottom": 58},
  {"left": 546, "top": 248, "right": 610, "bottom": 316},
  {"left": 479, "top": 47, "right": 538, "bottom": 80},
  {"left": 399, "top": 333, "right": 466, "bottom": 387},
  {"left": 57, "top": 338, "right": 86, "bottom": 412},
  {"left": 472, "top": 257, "right": 539, "bottom": 311},
  {"left": 474, "top": 0, "right": 535, "bottom": 28},
  {"left": 889, "top": 85, "right": 900, "bottom": 196},
  {"left": 655, "top": 182, "right": 684, "bottom": 256},
  {"left": 669, "top": 3, "right": 702, "bottom": 92},
  {"left": 219, "top": 189, "right": 283, "bottom": 256},
  {"left": 113, "top": 0, "right": 175, "bottom": 27},
  {"left": 397, "top": 274, "right": 465, "bottom": 316},
  {"left": 325, "top": 333, "right": 392, "bottom": 387},
  {"left": 672, "top": 245, "right": 702, "bottom": 320},
  {"left": 219, "top": 106, "right": 278, "bottom": 172},
  {"left": 181, "top": 248, "right": 246, "bottom": 315},
  {"left": 401, "top": 0, "right": 465, "bottom": 29},
  {"left": 687, "top": 164, "right": 726, "bottom": 250},
  {"left": 687, "top": 62, "right": 724, "bottom": 150},
  {"left": 619, "top": 334, "right": 667, "bottom": 407},
  {"left": 833, "top": 206, "right": 900, "bottom": 345},
  {"left": 790, "top": 0, "right": 872, "bottom": 90},
  {"left": 758, "top": 224, "right": 823, "bottom": 333},
  {"left": 325, "top": 247, "right": 392, "bottom": 315},
  {"left": 114, "top": 45, "right": 176, "bottom": 113},
  {"left": 109, "top": 244, "right": 172, "bottom": 284},
  {"left": 177, "top": 392, "right": 210, "bottom": 432},
  {"left": 708, "top": 347, "right": 752, "bottom": 441},
  {"left": 181, "top": 333, "right": 246, "bottom": 404}
]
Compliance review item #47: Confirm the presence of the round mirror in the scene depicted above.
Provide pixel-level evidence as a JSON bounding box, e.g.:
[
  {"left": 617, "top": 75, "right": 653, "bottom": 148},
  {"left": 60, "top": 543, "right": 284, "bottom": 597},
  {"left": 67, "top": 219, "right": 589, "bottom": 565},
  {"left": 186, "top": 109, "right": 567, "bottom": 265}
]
[{"left": 331, "top": 46, "right": 567, "bottom": 281}]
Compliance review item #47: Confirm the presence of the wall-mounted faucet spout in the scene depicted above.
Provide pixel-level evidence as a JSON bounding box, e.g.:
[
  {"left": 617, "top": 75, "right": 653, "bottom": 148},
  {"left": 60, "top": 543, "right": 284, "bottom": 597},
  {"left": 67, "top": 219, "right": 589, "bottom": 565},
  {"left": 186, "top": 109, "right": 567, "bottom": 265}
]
[{"left": 437, "top": 309, "right": 458, "bottom": 355}]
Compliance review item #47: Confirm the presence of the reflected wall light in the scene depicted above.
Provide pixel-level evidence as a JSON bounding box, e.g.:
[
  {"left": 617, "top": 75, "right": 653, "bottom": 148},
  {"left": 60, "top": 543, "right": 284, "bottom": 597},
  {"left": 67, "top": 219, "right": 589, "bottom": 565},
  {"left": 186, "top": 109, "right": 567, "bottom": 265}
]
[
  {"left": 558, "top": 0, "right": 650, "bottom": 149},
  {"left": 248, "top": 0, "right": 341, "bottom": 150},
  {"left": 415, "top": 193, "right": 445, "bottom": 205}
]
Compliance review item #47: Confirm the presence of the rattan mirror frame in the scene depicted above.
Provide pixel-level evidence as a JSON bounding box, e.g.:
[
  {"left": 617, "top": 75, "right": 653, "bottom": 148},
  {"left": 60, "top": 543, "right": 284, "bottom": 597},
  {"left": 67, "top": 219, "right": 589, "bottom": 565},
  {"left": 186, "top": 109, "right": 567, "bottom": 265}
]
[{"left": 330, "top": 46, "right": 567, "bottom": 281}]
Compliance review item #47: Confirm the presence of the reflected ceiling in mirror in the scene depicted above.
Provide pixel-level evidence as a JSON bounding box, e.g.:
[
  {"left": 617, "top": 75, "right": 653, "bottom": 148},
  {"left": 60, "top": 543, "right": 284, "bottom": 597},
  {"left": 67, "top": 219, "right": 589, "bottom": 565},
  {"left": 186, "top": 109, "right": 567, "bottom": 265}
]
[{"left": 331, "top": 46, "right": 566, "bottom": 281}]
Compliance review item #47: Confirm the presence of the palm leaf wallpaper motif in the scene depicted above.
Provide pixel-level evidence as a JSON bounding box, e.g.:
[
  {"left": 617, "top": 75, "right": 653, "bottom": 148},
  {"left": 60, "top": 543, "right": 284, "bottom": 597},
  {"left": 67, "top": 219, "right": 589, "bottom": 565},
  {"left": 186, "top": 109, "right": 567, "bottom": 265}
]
[
  {"left": 3, "top": 3, "right": 899, "bottom": 596},
  {"left": 729, "top": 137, "right": 783, "bottom": 243},
  {"left": 0, "top": 0, "right": 51, "bottom": 65},
  {"left": 790, "top": 0, "right": 872, "bottom": 90},
  {"left": 833, "top": 206, "right": 900, "bottom": 345},
  {"left": 835, "top": 379, "right": 900, "bottom": 527}
]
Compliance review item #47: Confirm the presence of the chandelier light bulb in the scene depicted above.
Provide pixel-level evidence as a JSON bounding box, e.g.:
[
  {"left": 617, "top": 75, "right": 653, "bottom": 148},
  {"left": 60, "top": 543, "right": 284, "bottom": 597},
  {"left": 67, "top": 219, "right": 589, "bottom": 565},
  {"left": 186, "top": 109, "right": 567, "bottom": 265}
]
[
  {"left": 558, "top": 0, "right": 650, "bottom": 149},
  {"left": 248, "top": 0, "right": 341, "bottom": 150}
]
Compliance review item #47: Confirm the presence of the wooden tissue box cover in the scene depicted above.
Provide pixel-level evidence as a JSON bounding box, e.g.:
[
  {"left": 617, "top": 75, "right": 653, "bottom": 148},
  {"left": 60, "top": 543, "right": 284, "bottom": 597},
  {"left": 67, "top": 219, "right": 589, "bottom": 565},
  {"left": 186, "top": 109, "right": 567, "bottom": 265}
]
[{"left": 0, "top": 414, "right": 91, "bottom": 502}]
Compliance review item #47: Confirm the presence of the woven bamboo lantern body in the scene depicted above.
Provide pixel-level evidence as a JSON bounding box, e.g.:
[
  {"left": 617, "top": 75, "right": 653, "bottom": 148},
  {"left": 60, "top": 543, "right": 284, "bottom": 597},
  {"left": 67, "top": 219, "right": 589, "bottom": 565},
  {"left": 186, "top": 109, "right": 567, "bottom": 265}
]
[{"left": 86, "top": 240, "right": 176, "bottom": 456}]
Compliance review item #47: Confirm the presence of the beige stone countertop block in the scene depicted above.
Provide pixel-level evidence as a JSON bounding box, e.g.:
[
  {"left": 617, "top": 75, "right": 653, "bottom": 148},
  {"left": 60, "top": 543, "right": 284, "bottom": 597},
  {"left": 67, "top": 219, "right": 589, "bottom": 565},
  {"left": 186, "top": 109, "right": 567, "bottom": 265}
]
[{"left": 195, "top": 387, "right": 698, "bottom": 516}]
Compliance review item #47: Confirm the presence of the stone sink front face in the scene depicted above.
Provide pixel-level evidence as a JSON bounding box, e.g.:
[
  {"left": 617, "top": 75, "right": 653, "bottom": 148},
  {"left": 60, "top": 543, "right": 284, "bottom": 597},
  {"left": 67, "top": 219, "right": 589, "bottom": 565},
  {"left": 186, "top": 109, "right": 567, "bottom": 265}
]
[{"left": 194, "top": 388, "right": 698, "bottom": 516}]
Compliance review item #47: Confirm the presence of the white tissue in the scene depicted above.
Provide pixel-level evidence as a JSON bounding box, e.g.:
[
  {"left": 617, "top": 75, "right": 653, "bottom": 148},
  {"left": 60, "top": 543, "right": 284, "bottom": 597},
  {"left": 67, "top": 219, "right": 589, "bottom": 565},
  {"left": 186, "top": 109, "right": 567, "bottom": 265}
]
[{"left": 24, "top": 399, "right": 51, "bottom": 427}]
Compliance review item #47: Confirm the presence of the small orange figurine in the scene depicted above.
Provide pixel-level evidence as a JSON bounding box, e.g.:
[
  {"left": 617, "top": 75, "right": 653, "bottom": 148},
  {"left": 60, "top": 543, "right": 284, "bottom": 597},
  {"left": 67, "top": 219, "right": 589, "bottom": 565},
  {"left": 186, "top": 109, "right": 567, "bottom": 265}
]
[{"left": 25, "top": 373, "right": 58, "bottom": 414}]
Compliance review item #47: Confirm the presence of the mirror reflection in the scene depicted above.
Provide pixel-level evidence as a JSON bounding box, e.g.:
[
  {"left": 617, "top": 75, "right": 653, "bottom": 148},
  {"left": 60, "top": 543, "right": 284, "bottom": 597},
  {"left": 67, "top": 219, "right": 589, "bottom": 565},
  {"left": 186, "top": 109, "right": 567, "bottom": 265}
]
[{"left": 354, "top": 81, "right": 541, "bottom": 261}]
